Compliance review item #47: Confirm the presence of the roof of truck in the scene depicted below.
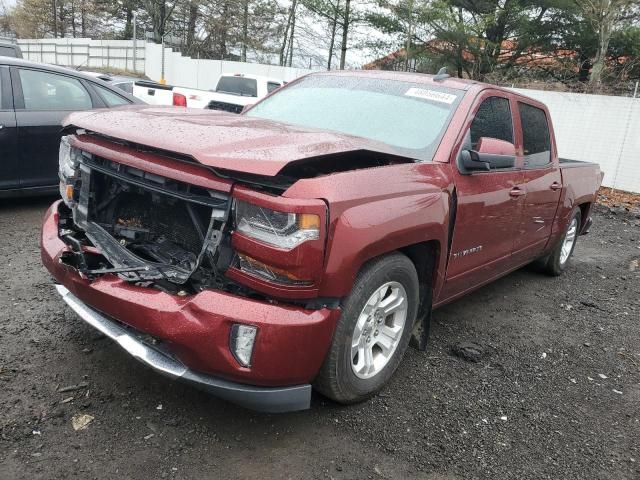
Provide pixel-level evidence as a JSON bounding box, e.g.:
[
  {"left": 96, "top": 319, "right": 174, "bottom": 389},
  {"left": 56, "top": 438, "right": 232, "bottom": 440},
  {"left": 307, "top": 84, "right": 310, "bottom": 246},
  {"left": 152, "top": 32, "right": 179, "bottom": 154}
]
[{"left": 307, "top": 69, "right": 480, "bottom": 91}]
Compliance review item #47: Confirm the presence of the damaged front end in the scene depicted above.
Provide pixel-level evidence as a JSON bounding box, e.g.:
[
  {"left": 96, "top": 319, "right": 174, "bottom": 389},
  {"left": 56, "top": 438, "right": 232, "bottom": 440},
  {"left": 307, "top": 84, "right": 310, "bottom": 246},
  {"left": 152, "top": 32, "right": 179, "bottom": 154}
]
[{"left": 58, "top": 135, "right": 237, "bottom": 295}]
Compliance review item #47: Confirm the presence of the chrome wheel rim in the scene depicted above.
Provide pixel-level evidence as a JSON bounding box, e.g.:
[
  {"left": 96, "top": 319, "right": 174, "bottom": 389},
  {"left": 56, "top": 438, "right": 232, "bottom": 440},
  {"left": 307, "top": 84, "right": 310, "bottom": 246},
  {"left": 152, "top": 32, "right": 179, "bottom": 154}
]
[
  {"left": 350, "top": 281, "right": 408, "bottom": 379},
  {"left": 560, "top": 217, "right": 578, "bottom": 265}
]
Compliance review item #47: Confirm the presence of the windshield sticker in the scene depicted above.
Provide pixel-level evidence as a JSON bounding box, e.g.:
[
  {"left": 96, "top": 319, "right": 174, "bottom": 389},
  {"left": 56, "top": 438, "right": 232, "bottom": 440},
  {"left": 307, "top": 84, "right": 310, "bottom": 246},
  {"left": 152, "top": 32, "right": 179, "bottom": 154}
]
[{"left": 404, "top": 88, "right": 457, "bottom": 104}]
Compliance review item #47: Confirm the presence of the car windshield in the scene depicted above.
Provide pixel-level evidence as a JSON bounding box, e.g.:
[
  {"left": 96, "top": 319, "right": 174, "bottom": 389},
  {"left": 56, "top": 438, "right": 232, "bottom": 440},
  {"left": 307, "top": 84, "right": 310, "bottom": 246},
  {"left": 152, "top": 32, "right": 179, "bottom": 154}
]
[
  {"left": 215, "top": 76, "right": 258, "bottom": 97},
  {"left": 246, "top": 74, "right": 463, "bottom": 160}
]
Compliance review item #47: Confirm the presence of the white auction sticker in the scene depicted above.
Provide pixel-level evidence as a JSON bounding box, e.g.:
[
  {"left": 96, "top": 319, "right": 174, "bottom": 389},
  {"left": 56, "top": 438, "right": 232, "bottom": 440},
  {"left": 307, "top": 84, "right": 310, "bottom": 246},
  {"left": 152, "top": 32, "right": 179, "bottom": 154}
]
[{"left": 404, "top": 88, "right": 457, "bottom": 104}]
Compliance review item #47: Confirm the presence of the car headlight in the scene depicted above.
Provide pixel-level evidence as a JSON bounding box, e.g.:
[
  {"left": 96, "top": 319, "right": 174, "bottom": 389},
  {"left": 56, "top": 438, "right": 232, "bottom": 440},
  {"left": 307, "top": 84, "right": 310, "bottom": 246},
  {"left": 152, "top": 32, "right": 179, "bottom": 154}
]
[
  {"left": 58, "top": 136, "right": 81, "bottom": 206},
  {"left": 234, "top": 200, "right": 320, "bottom": 249}
]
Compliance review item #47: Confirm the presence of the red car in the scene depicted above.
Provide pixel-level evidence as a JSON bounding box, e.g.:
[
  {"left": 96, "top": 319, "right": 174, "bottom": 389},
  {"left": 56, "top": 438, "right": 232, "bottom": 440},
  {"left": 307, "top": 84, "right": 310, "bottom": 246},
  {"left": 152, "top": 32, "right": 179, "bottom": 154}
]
[{"left": 41, "top": 71, "right": 603, "bottom": 412}]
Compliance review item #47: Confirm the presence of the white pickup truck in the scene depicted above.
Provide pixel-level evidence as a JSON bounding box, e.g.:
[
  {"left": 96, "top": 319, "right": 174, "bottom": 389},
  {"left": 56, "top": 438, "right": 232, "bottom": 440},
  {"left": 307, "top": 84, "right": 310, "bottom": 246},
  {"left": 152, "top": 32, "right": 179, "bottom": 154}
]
[{"left": 133, "top": 73, "right": 284, "bottom": 112}]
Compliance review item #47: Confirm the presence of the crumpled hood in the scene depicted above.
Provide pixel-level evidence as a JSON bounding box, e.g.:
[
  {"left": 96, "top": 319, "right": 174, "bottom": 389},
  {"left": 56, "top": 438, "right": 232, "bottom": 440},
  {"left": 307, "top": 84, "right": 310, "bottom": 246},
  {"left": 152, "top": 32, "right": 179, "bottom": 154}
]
[{"left": 64, "top": 106, "right": 400, "bottom": 177}]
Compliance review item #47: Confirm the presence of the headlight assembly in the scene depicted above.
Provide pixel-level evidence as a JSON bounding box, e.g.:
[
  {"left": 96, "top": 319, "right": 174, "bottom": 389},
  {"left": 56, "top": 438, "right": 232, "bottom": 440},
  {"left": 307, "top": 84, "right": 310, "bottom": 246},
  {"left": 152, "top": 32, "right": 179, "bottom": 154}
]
[
  {"left": 58, "top": 136, "right": 82, "bottom": 207},
  {"left": 234, "top": 200, "right": 320, "bottom": 249}
]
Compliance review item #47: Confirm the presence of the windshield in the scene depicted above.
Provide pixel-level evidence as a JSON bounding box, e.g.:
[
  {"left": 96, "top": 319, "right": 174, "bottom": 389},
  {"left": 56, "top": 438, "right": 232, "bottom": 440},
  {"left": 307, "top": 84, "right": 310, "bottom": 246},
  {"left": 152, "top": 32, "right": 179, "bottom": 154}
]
[
  {"left": 215, "top": 76, "right": 258, "bottom": 97},
  {"left": 246, "top": 74, "right": 463, "bottom": 160}
]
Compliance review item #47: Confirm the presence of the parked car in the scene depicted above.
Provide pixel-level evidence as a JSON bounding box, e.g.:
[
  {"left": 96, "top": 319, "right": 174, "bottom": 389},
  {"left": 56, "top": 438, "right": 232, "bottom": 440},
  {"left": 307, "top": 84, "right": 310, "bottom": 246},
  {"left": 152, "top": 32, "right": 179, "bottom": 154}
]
[
  {"left": 0, "top": 41, "right": 23, "bottom": 58},
  {"left": 0, "top": 58, "right": 143, "bottom": 197},
  {"left": 79, "top": 71, "right": 139, "bottom": 95},
  {"left": 41, "top": 71, "right": 603, "bottom": 412},
  {"left": 133, "top": 73, "right": 283, "bottom": 111}
]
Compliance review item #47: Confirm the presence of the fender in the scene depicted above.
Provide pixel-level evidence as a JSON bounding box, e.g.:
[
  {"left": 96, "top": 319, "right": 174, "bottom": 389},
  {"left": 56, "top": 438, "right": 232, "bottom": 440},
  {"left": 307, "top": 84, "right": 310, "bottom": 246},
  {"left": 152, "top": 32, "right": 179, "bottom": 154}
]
[{"left": 318, "top": 191, "right": 450, "bottom": 298}]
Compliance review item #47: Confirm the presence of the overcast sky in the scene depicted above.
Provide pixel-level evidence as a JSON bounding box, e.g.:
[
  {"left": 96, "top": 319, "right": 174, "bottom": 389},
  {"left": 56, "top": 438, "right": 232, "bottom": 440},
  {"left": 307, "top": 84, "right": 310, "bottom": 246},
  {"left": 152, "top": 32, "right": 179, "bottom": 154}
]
[{"left": 0, "top": 0, "right": 396, "bottom": 68}]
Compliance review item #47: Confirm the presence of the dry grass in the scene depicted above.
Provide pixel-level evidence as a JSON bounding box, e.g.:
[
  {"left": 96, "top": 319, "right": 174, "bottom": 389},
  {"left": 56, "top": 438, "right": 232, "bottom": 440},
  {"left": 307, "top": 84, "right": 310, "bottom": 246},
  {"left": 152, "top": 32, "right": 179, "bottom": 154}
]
[{"left": 597, "top": 187, "right": 640, "bottom": 209}]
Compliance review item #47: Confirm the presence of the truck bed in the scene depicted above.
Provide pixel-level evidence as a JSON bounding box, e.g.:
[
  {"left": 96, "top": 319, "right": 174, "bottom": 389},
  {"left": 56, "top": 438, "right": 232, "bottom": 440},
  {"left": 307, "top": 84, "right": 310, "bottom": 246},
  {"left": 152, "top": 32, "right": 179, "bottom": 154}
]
[
  {"left": 559, "top": 158, "right": 604, "bottom": 206},
  {"left": 559, "top": 158, "right": 597, "bottom": 168}
]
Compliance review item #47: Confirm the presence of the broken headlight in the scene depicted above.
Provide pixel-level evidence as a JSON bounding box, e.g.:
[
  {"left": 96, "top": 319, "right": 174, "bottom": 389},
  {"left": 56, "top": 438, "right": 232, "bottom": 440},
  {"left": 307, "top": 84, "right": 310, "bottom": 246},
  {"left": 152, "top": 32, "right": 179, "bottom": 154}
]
[
  {"left": 58, "top": 136, "right": 82, "bottom": 207},
  {"left": 234, "top": 200, "right": 320, "bottom": 250}
]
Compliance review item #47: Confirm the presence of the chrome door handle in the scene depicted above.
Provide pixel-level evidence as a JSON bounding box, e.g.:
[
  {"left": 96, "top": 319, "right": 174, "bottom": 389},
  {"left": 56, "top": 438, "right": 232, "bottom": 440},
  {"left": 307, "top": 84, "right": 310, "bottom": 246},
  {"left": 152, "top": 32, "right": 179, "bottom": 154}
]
[
  {"left": 509, "top": 187, "right": 526, "bottom": 197},
  {"left": 550, "top": 182, "right": 562, "bottom": 191}
]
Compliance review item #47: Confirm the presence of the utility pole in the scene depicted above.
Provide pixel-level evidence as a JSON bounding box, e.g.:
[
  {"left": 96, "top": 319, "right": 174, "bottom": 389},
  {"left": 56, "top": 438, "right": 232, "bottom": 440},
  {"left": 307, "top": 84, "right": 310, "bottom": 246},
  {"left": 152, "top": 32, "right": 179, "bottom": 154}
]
[
  {"left": 52, "top": 0, "right": 57, "bottom": 38},
  {"left": 288, "top": 2, "right": 297, "bottom": 67},
  {"left": 132, "top": 12, "right": 137, "bottom": 73},
  {"left": 160, "top": 35, "right": 166, "bottom": 84}
]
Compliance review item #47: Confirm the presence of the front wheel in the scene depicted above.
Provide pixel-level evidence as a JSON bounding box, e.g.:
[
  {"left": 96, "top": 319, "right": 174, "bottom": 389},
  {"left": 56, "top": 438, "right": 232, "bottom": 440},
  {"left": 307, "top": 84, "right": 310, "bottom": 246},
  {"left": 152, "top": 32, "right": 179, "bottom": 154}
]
[
  {"left": 541, "top": 207, "right": 582, "bottom": 276},
  {"left": 314, "top": 253, "right": 419, "bottom": 404}
]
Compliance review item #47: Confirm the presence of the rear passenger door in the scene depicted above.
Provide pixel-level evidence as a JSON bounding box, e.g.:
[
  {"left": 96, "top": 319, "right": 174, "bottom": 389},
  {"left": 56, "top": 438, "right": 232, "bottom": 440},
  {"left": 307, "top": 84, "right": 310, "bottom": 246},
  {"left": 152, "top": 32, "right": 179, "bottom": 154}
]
[
  {"left": 512, "top": 101, "right": 562, "bottom": 261},
  {"left": 0, "top": 65, "right": 18, "bottom": 190},
  {"left": 11, "top": 67, "right": 98, "bottom": 188}
]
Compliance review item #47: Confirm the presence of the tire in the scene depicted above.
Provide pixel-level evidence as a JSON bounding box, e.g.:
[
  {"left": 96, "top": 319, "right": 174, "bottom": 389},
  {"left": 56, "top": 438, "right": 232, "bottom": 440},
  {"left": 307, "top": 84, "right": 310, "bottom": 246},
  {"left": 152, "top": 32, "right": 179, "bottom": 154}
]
[
  {"left": 541, "top": 207, "right": 582, "bottom": 276},
  {"left": 314, "top": 252, "right": 419, "bottom": 404}
]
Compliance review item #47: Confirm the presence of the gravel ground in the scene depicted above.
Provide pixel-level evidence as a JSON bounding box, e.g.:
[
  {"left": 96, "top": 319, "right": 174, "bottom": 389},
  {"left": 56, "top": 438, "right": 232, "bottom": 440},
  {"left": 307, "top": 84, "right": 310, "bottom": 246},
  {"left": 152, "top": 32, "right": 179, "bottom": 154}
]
[{"left": 1, "top": 197, "right": 638, "bottom": 480}]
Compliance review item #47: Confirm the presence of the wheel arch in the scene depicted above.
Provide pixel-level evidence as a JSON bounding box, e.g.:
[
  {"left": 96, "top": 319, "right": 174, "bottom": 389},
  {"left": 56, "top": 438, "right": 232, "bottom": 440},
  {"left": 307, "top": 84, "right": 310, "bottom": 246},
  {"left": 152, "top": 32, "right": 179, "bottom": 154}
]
[{"left": 577, "top": 202, "right": 592, "bottom": 233}]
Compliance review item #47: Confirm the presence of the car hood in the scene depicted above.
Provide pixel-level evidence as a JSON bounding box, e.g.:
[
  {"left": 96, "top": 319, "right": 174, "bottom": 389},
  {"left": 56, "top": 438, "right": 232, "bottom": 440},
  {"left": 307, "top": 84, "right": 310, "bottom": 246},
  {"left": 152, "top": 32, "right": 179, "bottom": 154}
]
[{"left": 64, "top": 106, "right": 401, "bottom": 177}]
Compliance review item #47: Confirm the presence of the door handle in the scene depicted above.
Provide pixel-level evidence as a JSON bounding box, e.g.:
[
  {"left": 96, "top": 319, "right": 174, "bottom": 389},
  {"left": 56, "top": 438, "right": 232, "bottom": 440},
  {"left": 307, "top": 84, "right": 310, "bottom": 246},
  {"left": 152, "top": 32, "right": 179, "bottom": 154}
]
[
  {"left": 0, "top": 125, "right": 3, "bottom": 130},
  {"left": 509, "top": 187, "right": 526, "bottom": 197},
  {"left": 550, "top": 182, "right": 562, "bottom": 191}
]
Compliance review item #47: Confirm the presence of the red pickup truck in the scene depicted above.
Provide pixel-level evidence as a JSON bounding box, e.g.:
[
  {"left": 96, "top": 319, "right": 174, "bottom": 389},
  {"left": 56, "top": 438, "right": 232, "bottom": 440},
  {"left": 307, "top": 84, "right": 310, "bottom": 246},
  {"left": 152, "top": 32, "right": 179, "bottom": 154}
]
[{"left": 41, "top": 71, "right": 603, "bottom": 412}]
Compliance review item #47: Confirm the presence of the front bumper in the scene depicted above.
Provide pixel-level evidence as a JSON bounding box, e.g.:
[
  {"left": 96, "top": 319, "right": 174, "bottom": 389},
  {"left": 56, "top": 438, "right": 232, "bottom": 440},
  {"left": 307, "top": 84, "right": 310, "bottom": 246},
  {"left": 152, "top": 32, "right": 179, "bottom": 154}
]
[
  {"left": 41, "top": 201, "right": 341, "bottom": 412},
  {"left": 55, "top": 285, "right": 310, "bottom": 412}
]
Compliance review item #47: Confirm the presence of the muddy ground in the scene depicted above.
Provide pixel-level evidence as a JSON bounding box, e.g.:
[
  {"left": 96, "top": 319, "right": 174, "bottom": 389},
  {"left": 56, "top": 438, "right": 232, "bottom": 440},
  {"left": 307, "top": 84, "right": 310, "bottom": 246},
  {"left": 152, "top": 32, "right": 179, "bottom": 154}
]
[{"left": 0, "top": 197, "right": 638, "bottom": 480}]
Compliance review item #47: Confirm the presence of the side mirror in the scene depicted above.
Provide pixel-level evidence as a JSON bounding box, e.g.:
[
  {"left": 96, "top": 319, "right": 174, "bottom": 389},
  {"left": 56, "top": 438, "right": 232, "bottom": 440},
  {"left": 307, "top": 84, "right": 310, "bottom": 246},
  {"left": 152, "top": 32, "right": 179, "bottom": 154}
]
[
  {"left": 241, "top": 104, "right": 254, "bottom": 114},
  {"left": 461, "top": 137, "right": 516, "bottom": 171}
]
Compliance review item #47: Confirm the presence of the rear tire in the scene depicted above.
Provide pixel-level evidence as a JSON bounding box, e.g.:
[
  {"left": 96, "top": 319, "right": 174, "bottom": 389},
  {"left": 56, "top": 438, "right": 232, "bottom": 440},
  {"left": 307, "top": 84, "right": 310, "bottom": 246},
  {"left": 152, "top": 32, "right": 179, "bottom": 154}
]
[
  {"left": 540, "top": 207, "right": 581, "bottom": 276},
  {"left": 314, "top": 253, "right": 419, "bottom": 404}
]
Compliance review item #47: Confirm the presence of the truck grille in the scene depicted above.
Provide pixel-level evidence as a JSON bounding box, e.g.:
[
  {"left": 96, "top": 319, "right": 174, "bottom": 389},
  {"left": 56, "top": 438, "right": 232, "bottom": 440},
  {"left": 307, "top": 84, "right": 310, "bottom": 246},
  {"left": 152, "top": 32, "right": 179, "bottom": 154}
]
[{"left": 74, "top": 155, "right": 230, "bottom": 284}]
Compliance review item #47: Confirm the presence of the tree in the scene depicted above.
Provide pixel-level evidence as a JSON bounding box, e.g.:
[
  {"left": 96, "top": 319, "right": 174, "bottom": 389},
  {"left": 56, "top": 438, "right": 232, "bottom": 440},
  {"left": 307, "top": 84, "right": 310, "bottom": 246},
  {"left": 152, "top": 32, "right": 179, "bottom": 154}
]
[
  {"left": 574, "top": 0, "right": 638, "bottom": 84},
  {"left": 279, "top": 0, "right": 298, "bottom": 65}
]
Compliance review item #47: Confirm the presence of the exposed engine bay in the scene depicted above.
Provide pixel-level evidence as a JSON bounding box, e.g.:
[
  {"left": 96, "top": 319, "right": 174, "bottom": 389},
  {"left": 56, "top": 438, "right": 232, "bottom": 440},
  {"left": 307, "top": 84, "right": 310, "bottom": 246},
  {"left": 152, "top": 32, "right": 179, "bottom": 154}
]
[{"left": 59, "top": 154, "right": 240, "bottom": 295}]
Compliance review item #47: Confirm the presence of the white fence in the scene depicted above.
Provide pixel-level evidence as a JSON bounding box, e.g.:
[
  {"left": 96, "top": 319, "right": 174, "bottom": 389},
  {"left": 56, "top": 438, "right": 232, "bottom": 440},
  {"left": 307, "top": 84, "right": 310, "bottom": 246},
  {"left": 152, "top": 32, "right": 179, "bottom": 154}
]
[
  {"left": 513, "top": 89, "right": 640, "bottom": 193},
  {"left": 17, "top": 38, "right": 145, "bottom": 73},
  {"left": 144, "top": 43, "right": 313, "bottom": 89},
  {"left": 12, "top": 38, "right": 640, "bottom": 193}
]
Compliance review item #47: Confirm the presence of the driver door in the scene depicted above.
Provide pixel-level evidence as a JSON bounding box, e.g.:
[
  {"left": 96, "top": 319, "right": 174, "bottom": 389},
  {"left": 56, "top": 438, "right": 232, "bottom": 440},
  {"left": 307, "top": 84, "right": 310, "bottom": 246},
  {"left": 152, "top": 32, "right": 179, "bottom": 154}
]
[{"left": 440, "top": 92, "right": 525, "bottom": 301}]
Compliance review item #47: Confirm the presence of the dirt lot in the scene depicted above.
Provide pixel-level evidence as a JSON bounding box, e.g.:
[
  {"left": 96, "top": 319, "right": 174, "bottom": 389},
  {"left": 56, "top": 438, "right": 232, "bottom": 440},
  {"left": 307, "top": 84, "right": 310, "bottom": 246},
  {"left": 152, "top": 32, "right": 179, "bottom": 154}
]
[{"left": 1, "top": 197, "right": 638, "bottom": 480}]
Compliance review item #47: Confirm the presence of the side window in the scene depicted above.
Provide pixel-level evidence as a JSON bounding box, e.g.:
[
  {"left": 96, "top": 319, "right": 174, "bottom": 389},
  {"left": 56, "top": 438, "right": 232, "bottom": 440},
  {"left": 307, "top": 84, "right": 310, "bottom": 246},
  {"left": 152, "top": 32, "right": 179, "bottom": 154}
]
[
  {"left": 19, "top": 69, "right": 93, "bottom": 111},
  {"left": 94, "top": 84, "right": 130, "bottom": 107},
  {"left": 267, "top": 82, "right": 281, "bottom": 94},
  {"left": 470, "top": 96, "right": 513, "bottom": 148},
  {"left": 519, "top": 102, "right": 551, "bottom": 167}
]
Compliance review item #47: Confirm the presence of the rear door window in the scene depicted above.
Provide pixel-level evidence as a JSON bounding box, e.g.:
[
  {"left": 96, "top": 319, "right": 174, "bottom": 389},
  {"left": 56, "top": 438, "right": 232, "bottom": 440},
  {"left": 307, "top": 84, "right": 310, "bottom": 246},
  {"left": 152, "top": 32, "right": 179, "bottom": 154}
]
[
  {"left": 94, "top": 84, "right": 130, "bottom": 107},
  {"left": 470, "top": 96, "right": 513, "bottom": 149},
  {"left": 519, "top": 102, "right": 551, "bottom": 167},
  {"left": 215, "top": 76, "right": 258, "bottom": 97},
  {"left": 19, "top": 69, "right": 93, "bottom": 111}
]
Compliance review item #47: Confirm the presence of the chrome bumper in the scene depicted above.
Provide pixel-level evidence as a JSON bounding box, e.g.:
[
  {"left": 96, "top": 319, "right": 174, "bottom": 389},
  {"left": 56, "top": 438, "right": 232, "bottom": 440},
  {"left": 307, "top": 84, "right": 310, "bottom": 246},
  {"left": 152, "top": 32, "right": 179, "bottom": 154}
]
[{"left": 55, "top": 285, "right": 311, "bottom": 413}]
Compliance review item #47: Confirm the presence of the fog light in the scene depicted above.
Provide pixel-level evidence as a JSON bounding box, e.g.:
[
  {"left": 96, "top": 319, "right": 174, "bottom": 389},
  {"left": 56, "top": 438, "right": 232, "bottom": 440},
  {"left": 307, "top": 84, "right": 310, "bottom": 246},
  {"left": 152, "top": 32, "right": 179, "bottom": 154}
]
[{"left": 230, "top": 324, "right": 257, "bottom": 367}]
